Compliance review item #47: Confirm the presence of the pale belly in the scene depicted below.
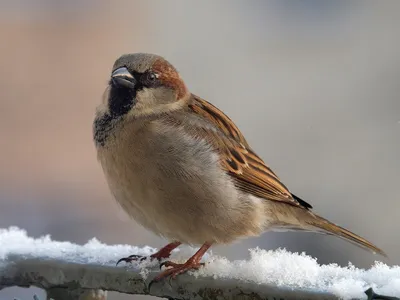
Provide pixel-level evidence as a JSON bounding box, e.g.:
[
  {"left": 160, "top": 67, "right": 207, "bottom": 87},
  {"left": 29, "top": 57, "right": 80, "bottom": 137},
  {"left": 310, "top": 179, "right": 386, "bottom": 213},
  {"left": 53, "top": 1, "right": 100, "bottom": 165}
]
[{"left": 96, "top": 122, "right": 268, "bottom": 245}]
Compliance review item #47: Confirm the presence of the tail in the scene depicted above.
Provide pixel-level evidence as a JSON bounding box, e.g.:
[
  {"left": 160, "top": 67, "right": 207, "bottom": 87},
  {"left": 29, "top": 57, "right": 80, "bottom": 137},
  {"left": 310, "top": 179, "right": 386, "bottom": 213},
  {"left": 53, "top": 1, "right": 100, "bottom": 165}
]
[{"left": 307, "top": 215, "right": 387, "bottom": 257}]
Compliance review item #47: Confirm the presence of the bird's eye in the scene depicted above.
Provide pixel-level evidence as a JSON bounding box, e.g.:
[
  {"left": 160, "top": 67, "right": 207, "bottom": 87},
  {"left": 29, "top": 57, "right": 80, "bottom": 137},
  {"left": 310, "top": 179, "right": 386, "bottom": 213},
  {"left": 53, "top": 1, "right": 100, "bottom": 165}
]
[
  {"left": 147, "top": 72, "right": 157, "bottom": 82},
  {"left": 142, "top": 72, "right": 158, "bottom": 86}
]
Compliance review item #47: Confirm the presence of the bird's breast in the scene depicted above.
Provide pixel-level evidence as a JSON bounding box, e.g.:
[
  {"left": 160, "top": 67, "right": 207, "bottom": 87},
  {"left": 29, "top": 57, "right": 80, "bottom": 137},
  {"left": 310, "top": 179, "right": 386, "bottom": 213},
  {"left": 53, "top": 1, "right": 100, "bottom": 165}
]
[{"left": 96, "top": 119, "right": 267, "bottom": 244}]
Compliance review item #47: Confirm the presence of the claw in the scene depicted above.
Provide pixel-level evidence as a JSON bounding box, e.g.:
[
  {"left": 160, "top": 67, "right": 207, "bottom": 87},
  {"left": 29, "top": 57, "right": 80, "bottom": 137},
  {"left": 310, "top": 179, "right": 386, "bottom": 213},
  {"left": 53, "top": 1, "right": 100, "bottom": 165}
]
[
  {"left": 116, "top": 254, "right": 146, "bottom": 266},
  {"left": 159, "top": 261, "right": 180, "bottom": 270},
  {"left": 365, "top": 287, "right": 400, "bottom": 300},
  {"left": 116, "top": 242, "right": 182, "bottom": 267},
  {"left": 116, "top": 242, "right": 181, "bottom": 266},
  {"left": 147, "top": 278, "right": 157, "bottom": 292}
]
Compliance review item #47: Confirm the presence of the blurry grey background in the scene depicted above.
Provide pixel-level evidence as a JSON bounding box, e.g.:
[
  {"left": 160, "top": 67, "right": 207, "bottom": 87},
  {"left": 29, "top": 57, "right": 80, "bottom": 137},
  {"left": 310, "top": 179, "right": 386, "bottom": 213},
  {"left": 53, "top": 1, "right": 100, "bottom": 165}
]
[{"left": 0, "top": 1, "right": 399, "bottom": 299}]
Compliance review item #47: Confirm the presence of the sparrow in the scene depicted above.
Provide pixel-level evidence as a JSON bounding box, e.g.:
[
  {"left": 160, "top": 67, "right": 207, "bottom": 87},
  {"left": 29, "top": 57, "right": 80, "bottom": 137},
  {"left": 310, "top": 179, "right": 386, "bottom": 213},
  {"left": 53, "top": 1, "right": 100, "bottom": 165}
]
[{"left": 93, "top": 53, "right": 385, "bottom": 283}]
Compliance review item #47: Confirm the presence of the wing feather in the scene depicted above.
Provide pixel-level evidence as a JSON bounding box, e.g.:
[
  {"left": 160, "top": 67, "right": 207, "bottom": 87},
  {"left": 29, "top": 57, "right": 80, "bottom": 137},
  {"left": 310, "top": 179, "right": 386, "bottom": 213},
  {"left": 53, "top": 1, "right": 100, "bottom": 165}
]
[{"left": 187, "top": 94, "right": 312, "bottom": 209}]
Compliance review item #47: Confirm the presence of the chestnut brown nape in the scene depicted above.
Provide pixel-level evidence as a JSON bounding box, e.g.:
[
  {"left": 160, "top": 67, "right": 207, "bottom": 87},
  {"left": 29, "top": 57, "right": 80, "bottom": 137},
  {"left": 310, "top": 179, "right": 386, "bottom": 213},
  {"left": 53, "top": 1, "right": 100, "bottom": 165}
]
[{"left": 151, "top": 58, "right": 188, "bottom": 100}]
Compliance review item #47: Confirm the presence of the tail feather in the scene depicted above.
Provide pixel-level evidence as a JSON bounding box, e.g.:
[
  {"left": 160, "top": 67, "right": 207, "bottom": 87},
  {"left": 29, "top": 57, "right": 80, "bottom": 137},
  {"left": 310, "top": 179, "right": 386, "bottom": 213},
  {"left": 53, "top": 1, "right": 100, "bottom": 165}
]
[{"left": 307, "top": 215, "right": 387, "bottom": 257}]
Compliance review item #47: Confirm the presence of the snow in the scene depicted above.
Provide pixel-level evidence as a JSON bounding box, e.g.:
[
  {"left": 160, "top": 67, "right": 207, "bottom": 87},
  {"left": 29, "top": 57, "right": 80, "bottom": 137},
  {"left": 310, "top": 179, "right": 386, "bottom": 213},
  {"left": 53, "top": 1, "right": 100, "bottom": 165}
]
[
  {"left": 197, "top": 248, "right": 400, "bottom": 299},
  {"left": 0, "top": 226, "right": 155, "bottom": 266},
  {"left": 1, "top": 227, "right": 399, "bottom": 300}
]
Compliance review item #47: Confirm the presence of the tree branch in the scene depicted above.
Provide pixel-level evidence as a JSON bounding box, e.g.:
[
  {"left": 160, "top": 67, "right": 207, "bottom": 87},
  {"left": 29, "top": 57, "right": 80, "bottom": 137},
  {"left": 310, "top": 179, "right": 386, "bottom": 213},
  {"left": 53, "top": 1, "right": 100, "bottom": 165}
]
[
  {"left": 0, "top": 227, "right": 398, "bottom": 300},
  {"left": 0, "top": 255, "right": 337, "bottom": 300}
]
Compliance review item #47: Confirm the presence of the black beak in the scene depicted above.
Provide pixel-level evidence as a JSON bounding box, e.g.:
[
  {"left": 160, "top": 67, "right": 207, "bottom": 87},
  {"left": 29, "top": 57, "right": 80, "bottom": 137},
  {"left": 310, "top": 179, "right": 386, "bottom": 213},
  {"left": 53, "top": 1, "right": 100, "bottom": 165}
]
[{"left": 111, "top": 67, "right": 136, "bottom": 88}]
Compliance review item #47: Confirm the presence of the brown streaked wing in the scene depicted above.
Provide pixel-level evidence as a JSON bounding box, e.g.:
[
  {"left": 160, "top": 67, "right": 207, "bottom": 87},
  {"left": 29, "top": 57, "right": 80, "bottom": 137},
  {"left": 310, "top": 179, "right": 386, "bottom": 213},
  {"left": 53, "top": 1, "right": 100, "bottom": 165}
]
[{"left": 188, "top": 95, "right": 312, "bottom": 209}]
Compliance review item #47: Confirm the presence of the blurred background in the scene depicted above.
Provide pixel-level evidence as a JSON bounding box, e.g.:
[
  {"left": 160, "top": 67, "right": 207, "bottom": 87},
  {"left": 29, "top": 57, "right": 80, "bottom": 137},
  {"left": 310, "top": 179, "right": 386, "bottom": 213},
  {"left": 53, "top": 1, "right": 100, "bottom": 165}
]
[{"left": 0, "top": 1, "right": 399, "bottom": 299}]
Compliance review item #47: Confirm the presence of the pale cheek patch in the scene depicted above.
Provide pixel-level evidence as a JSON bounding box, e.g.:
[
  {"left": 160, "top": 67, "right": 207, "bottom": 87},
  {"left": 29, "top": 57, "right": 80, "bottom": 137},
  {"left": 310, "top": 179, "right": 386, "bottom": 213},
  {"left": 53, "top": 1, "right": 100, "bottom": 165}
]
[
  {"left": 136, "top": 88, "right": 157, "bottom": 109},
  {"left": 126, "top": 88, "right": 188, "bottom": 119}
]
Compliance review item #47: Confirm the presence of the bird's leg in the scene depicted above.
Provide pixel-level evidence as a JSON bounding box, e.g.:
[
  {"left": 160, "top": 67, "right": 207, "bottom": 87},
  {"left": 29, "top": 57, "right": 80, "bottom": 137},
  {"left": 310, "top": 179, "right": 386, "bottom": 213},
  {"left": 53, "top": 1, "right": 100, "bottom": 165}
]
[
  {"left": 149, "top": 242, "right": 212, "bottom": 287},
  {"left": 116, "top": 241, "right": 181, "bottom": 265},
  {"left": 150, "top": 241, "right": 182, "bottom": 260}
]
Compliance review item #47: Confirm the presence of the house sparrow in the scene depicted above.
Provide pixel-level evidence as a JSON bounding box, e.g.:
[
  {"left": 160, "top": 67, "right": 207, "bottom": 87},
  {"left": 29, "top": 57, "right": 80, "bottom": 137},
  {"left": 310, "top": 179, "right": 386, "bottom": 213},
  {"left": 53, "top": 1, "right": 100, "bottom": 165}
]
[{"left": 93, "top": 53, "right": 385, "bottom": 283}]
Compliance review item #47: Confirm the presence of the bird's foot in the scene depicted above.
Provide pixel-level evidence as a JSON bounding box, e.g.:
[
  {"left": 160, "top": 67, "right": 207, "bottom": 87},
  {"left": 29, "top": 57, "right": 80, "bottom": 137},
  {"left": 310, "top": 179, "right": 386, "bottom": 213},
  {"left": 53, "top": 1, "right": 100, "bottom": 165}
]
[
  {"left": 148, "top": 259, "right": 204, "bottom": 289},
  {"left": 148, "top": 242, "right": 212, "bottom": 290},
  {"left": 116, "top": 241, "right": 181, "bottom": 266},
  {"left": 116, "top": 251, "right": 171, "bottom": 265}
]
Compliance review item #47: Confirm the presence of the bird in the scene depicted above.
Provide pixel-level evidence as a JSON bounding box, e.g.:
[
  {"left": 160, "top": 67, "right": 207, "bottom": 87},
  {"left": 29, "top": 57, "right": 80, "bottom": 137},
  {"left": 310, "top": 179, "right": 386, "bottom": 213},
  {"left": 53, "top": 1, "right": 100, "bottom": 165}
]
[{"left": 93, "top": 52, "right": 386, "bottom": 283}]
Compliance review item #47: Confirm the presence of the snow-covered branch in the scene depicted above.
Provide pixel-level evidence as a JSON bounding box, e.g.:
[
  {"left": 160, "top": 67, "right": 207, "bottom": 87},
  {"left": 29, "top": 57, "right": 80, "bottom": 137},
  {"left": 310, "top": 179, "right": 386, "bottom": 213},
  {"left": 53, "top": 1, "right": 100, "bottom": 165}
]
[{"left": 0, "top": 228, "right": 399, "bottom": 300}]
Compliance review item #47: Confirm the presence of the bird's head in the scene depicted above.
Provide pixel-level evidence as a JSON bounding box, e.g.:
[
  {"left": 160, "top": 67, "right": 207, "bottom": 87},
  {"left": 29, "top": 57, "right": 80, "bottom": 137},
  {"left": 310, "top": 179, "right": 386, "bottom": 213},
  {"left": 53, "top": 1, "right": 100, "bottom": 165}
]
[{"left": 100, "top": 53, "right": 189, "bottom": 120}]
